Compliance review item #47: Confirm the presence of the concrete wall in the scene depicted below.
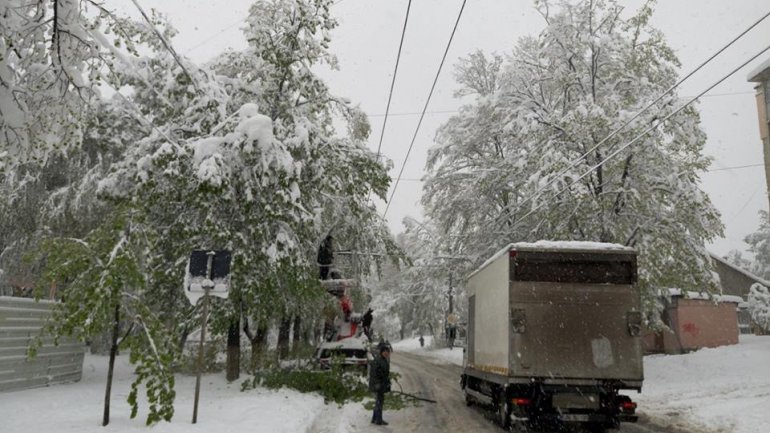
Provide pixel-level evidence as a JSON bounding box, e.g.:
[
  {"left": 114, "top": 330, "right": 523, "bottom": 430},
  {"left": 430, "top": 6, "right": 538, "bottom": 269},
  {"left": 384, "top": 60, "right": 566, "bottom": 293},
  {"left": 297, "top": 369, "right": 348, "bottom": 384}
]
[{"left": 0, "top": 296, "right": 85, "bottom": 392}]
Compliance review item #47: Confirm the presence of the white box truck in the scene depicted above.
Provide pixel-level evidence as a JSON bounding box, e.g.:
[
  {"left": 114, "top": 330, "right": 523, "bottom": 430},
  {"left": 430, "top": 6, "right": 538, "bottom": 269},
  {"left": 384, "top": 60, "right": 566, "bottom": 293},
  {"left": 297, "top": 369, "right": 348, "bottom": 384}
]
[{"left": 461, "top": 241, "right": 643, "bottom": 431}]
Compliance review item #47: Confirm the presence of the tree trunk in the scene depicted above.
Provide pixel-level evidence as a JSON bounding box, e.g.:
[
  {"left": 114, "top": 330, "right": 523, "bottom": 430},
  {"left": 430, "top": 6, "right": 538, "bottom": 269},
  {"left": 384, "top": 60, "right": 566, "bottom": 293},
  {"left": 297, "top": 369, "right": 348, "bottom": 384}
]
[
  {"left": 102, "top": 304, "right": 120, "bottom": 426},
  {"left": 277, "top": 317, "right": 291, "bottom": 359},
  {"left": 313, "top": 320, "right": 322, "bottom": 344},
  {"left": 244, "top": 319, "right": 269, "bottom": 370},
  {"left": 178, "top": 327, "right": 190, "bottom": 353},
  {"left": 292, "top": 315, "right": 301, "bottom": 352},
  {"left": 303, "top": 318, "right": 314, "bottom": 345},
  {"left": 226, "top": 318, "right": 240, "bottom": 382}
]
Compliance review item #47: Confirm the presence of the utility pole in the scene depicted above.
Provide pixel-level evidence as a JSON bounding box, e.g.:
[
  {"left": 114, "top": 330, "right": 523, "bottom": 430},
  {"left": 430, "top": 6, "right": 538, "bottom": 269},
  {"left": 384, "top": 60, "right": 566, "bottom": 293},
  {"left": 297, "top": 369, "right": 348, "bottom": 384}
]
[
  {"left": 448, "top": 272, "right": 453, "bottom": 315},
  {"left": 192, "top": 252, "right": 214, "bottom": 424}
]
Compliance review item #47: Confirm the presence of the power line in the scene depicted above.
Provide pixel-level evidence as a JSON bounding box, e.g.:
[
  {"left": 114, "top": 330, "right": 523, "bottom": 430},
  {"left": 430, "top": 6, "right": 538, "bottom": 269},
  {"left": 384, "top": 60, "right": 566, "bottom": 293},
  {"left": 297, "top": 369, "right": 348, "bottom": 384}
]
[
  {"left": 728, "top": 183, "right": 764, "bottom": 224},
  {"left": 384, "top": 0, "right": 467, "bottom": 217},
  {"left": 487, "top": 42, "right": 770, "bottom": 238},
  {"left": 375, "top": 0, "right": 412, "bottom": 160},
  {"left": 366, "top": 91, "right": 755, "bottom": 118},
  {"left": 183, "top": 0, "right": 349, "bottom": 55},
  {"left": 130, "top": 0, "right": 199, "bottom": 92},
  {"left": 705, "top": 163, "right": 766, "bottom": 173},
  {"left": 183, "top": 18, "right": 244, "bottom": 54},
  {"left": 391, "top": 163, "right": 767, "bottom": 184},
  {"left": 486, "top": 9, "right": 770, "bottom": 227}
]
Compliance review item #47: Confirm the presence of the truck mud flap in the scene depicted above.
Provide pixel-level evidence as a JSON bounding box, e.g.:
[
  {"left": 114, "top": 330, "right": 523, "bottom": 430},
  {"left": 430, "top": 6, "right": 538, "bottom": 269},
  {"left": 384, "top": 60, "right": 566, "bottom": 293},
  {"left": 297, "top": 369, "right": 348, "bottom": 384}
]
[{"left": 465, "top": 388, "right": 493, "bottom": 405}]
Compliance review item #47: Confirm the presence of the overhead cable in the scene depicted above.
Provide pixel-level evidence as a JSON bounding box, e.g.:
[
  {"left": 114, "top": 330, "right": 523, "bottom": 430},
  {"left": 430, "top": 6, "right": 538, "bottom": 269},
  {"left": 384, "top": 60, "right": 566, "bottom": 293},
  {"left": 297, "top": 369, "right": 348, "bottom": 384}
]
[
  {"left": 489, "top": 42, "right": 770, "bottom": 237},
  {"left": 489, "top": 9, "right": 770, "bottom": 225},
  {"left": 375, "top": 0, "right": 413, "bottom": 160},
  {"left": 130, "top": 0, "right": 200, "bottom": 92},
  {"left": 384, "top": 0, "right": 468, "bottom": 217}
]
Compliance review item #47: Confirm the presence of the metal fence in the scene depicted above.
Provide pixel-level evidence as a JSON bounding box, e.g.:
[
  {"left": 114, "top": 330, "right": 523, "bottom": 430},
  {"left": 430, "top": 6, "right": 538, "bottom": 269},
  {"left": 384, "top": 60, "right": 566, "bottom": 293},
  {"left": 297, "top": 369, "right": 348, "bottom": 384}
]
[{"left": 0, "top": 296, "right": 84, "bottom": 392}]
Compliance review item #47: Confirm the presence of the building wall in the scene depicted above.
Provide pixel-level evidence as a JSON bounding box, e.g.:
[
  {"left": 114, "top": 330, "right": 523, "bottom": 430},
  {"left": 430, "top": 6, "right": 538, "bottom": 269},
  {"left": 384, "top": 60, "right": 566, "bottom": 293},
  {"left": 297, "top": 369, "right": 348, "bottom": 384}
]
[
  {"left": 643, "top": 298, "right": 739, "bottom": 354},
  {"left": 750, "top": 72, "right": 770, "bottom": 210},
  {"left": 713, "top": 258, "right": 763, "bottom": 298},
  {"left": 0, "top": 296, "right": 85, "bottom": 392},
  {"left": 671, "top": 299, "right": 739, "bottom": 351},
  {"left": 756, "top": 85, "right": 768, "bottom": 141}
]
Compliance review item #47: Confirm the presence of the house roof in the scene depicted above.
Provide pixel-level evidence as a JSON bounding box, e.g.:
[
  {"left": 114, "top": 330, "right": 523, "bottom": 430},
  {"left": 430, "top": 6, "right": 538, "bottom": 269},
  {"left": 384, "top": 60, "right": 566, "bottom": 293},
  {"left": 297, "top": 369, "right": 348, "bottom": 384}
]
[
  {"left": 748, "top": 57, "right": 770, "bottom": 83},
  {"left": 709, "top": 252, "right": 770, "bottom": 288}
]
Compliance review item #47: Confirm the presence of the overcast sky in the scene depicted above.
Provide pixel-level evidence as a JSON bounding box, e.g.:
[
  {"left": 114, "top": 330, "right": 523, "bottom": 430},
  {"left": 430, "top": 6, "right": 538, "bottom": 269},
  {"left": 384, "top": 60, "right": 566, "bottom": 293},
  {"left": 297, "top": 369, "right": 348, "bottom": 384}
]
[{"left": 109, "top": 0, "right": 770, "bottom": 257}]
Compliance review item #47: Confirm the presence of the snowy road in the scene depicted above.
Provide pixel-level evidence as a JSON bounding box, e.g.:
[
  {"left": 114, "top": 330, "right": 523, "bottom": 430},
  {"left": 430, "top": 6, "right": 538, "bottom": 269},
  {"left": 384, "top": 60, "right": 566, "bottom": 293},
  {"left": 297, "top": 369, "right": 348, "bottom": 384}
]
[
  {"left": 388, "top": 351, "right": 500, "bottom": 432},
  {"left": 389, "top": 351, "right": 712, "bottom": 433}
]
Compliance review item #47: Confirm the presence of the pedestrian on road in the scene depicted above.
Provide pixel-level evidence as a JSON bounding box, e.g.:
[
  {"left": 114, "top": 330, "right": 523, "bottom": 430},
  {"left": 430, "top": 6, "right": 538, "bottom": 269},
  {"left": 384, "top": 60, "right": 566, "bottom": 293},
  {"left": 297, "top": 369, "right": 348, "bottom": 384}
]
[{"left": 369, "top": 342, "right": 392, "bottom": 426}]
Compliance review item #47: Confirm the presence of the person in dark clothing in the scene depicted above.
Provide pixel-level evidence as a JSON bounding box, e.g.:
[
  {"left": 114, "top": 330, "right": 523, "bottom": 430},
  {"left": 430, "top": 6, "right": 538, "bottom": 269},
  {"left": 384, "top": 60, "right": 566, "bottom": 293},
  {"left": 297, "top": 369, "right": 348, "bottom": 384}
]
[
  {"left": 368, "top": 343, "right": 391, "bottom": 426},
  {"left": 317, "top": 234, "right": 334, "bottom": 280},
  {"left": 362, "top": 308, "right": 373, "bottom": 341}
]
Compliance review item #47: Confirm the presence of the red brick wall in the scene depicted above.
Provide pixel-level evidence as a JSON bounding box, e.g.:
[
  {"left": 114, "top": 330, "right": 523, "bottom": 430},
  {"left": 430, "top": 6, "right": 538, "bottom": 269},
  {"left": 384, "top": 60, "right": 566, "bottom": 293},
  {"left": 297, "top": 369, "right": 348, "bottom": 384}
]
[{"left": 672, "top": 299, "right": 739, "bottom": 351}]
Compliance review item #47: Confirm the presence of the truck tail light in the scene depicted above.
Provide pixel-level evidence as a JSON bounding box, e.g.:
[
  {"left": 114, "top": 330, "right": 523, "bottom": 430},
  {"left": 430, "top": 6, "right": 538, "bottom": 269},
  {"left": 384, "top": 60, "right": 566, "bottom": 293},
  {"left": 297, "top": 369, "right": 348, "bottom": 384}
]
[
  {"left": 619, "top": 400, "right": 637, "bottom": 413},
  {"left": 512, "top": 397, "right": 531, "bottom": 406}
]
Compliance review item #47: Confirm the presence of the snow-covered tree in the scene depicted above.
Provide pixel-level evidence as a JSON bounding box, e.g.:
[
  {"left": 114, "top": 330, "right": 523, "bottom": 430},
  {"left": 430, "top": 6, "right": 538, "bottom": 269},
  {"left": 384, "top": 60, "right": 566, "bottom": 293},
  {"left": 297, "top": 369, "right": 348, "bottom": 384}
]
[
  {"left": 0, "top": 97, "right": 141, "bottom": 294},
  {"left": 0, "top": 0, "right": 171, "bottom": 171},
  {"left": 1, "top": 5, "right": 178, "bottom": 420},
  {"left": 422, "top": 0, "right": 723, "bottom": 313},
  {"left": 370, "top": 217, "right": 469, "bottom": 342},
  {"left": 745, "top": 211, "right": 770, "bottom": 280},
  {"left": 33, "top": 213, "right": 176, "bottom": 425},
  {"left": 723, "top": 249, "right": 754, "bottom": 273},
  {"left": 748, "top": 283, "right": 770, "bottom": 334},
  {"left": 94, "top": 0, "right": 397, "bottom": 360}
]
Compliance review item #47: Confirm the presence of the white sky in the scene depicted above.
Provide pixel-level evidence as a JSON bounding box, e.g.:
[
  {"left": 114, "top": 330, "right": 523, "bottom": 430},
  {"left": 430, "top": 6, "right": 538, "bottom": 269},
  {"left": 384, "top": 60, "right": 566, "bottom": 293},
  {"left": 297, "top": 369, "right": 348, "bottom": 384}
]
[{"left": 109, "top": 0, "right": 770, "bottom": 257}]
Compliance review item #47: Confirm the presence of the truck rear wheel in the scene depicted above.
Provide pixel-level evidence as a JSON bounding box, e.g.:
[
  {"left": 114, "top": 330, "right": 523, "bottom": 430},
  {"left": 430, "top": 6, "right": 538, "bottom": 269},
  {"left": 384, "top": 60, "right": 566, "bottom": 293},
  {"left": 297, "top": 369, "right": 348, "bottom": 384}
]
[
  {"left": 585, "top": 422, "right": 608, "bottom": 433},
  {"left": 497, "top": 390, "right": 510, "bottom": 429}
]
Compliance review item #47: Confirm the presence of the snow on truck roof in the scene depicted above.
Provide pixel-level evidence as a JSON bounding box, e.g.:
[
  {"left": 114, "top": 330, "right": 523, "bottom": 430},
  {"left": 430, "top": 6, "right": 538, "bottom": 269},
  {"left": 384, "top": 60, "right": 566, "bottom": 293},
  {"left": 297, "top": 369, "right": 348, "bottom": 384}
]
[{"left": 468, "top": 240, "right": 635, "bottom": 280}]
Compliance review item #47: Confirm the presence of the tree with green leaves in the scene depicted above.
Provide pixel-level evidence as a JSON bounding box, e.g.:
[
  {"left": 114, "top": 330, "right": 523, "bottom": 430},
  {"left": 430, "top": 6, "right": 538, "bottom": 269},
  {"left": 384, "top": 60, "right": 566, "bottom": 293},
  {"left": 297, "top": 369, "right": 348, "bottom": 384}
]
[
  {"left": 7, "top": 0, "right": 402, "bottom": 422},
  {"left": 421, "top": 0, "right": 723, "bottom": 315},
  {"left": 34, "top": 213, "right": 176, "bottom": 425},
  {"left": 92, "top": 0, "right": 401, "bottom": 373}
]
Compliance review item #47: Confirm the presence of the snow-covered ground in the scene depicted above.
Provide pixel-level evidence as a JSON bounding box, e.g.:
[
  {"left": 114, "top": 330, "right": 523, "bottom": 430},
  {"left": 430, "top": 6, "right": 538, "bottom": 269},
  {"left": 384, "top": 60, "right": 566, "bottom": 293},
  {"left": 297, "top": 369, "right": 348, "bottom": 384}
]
[
  {"left": 637, "top": 335, "right": 770, "bottom": 433},
  {"left": 0, "top": 352, "right": 362, "bottom": 433},
  {"left": 397, "top": 334, "right": 770, "bottom": 433},
  {"left": 3, "top": 335, "right": 768, "bottom": 433}
]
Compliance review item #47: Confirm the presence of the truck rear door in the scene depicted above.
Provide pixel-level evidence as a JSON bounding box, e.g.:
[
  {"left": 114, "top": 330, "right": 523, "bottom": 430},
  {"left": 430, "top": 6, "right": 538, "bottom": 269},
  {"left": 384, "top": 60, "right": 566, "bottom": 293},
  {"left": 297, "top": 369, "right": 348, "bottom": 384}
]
[{"left": 508, "top": 250, "right": 643, "bottom": 384}]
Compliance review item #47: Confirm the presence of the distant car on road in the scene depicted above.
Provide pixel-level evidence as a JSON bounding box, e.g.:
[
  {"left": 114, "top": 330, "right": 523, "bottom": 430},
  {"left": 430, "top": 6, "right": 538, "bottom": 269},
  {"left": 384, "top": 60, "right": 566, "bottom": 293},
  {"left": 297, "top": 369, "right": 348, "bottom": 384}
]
[{"left": 313, "top": 337, "right": 372, "bottom": 372}]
